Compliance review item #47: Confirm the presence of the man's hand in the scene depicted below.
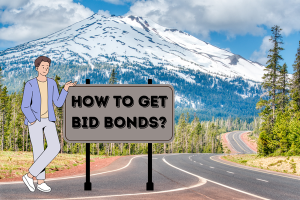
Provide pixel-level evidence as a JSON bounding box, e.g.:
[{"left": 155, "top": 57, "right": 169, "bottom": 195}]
[{"left": 64, "top": 81, "right": 77, "bottom": 92}]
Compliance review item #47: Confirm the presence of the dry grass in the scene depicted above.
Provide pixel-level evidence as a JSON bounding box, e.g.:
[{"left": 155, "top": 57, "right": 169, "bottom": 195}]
[
  {"left": 0, "top": 151, "right": 111, "bottom": 180},
  {"left": 220, "top": 133, "right": 231, "bottom": 154},
  {"left": 247, "top": 132, "right": 258, "bottom": 144},
  {"left": 223, "top": 154, "right": 300, "bottom": 176}
]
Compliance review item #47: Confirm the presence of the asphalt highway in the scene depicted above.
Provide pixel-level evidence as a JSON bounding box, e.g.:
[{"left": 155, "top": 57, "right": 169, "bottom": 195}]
[
  {"left": 1, "top": 131, "right": 300, "bottom": 200},
  {"left": 226, "top": 131, "right": 257, "bottom": 154}
]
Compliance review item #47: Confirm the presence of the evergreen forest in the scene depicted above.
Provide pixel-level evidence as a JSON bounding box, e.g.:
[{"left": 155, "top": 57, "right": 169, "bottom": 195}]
[{"left": 256, "top": 25, "right": 300, "bottom": 156}]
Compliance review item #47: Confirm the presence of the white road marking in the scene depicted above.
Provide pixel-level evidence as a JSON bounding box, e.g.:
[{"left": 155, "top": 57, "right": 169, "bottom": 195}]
[
  {"left": 257, "top": 178, "right": 268, "bottom": 182},
  {"left": 227, "top": 171, "right": 234, "bottom": 174},
  {"left": 39, "top": 156, "right": 208, "bottom": 200},
  {"left": 163, "top": 155, "right": 270, "bottom": 200},
  {"left": 2, "top": 153, "right": 270, "bottom": 200},
  {"left": 226, "top": 132, "right": 241, "bottom": 153},
  {"left": 211, "top": 155, "right": 300, "bottom": 181},
  {"left": 199, "top": 163, "right": 203, "bottom": 165},
  {"left": 210, "top": 166, "right": 214, "bottom": 168},
  {"left": 233, "top": 132, "right": 246, "bottom": 152}
]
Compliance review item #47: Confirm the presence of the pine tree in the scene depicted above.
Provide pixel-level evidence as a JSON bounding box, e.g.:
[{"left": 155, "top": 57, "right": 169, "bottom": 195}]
[
  {"left": 177, "top": 113, "right": 186, "bottom": 153},
  {"left": 54, "top": 75, "right": 65, "bottom": 154},
  {"left": 0, "top": 67, "right": 3, "bottom": 150},
  {"left": 256, "top": 25, "right": 284, "bottom": 156},
  {"left": 108, "top": 68, "right": 118, "bottom": 84},
  {"left": 290, "top": 41, "right": 300, "bottom": 112},
  {"left": 287, "top": 110, "right": 300, "bottom": 155},
  {"left": 272, "top": 62, "right": 290, "bottom": 156},
  {"left": 259, "top": 25, "right": 284, "bottom": 122},
  {"left": 277, "top": 63, "right": 289, "bottom": 113},
  {"left": 1, "top": 86, "right": 9, "bottom": 150},
  {"left": 273, "top": 106, "right": 290, "bottom": 155},
  {"left": 284, "top": 39, "right": 300, "bottom": 156}
]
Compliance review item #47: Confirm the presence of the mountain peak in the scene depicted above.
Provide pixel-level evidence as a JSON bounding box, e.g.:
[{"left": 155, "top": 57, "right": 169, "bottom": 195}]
[{"left": 0, "top": 13, "right": 266, "bottom": 82}]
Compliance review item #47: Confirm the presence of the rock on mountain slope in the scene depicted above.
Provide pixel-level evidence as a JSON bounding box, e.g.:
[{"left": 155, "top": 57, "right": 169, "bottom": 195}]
[{"left": 0, "top": 13, "right": 268, "bottom": 119}]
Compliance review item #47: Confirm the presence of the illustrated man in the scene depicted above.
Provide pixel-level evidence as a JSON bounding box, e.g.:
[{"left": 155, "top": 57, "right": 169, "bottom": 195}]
[{"left": 21, "top": 56, "right": 77, "bottom": 192}]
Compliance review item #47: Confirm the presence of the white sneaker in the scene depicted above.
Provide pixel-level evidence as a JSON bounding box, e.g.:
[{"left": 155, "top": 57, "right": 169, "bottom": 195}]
[
  {"left": 37, "top": 182, "right": 51, "bottom": 192},
  {"left": 22, "top": 174, "right": 35, "bottom": 192}
]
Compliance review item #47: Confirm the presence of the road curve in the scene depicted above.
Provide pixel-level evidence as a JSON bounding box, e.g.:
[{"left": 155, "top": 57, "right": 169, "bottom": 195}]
[
  {"left": 2, "top": 151, "right": 300, "bottom": 199},
  {"left": 226, "top": 131, "right": 257, "bottom": 154}
]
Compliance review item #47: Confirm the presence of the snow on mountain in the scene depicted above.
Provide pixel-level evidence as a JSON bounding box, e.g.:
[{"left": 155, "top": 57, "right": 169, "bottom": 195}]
[{"left": 0, "top": 13, "right": 267, "bottom": 83}]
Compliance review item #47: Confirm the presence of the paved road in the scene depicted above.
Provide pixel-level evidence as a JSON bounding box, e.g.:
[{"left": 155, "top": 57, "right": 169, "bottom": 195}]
[
  {"left": 226, "top": 131, "right": 257, "bottom": 154},
  {"left": 1, "top": 131, "right": 300, "bottom": 199}
]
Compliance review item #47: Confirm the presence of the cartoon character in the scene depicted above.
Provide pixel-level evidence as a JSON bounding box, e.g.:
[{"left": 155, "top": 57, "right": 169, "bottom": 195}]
[{"left": 21, "top": 56, "right": 77, "bottom": 192}]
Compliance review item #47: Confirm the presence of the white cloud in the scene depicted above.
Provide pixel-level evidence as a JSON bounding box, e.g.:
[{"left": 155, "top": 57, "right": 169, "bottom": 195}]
[
  {"left": 101, "top": 0, "right": 137, "bottom": 5},
  {"left": 97, "top": 9, "right": 111, "bottom": 17},
  {"left": 223, "top": 48, "right": 231, "bottom": 52},
  {"left": 101, "top": 0, "right": 125, "bottom": 5},
  {"left": 0, "top": 0, "right": 94, "bottom": 43},
  {"left": 250, "top": 36, "right": 273, "bottom": 66},
  {"left": 0, "top": 0, "right": 29, "bottom": 9},
  {"left": 126, "top": 0, "right": 300, "bottom": 40}
]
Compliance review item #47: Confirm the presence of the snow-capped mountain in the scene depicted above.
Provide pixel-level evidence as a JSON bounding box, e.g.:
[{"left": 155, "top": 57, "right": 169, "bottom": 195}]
[
  {"left": 1, "top": 13, "right": 265, "bottom": 82},
  {"left": 0, "top": 13, "right": 267, "bottom": 119}
]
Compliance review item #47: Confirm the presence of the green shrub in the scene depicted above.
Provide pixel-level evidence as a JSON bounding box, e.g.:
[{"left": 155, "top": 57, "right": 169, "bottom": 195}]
[
  {"left": 290, "top": 163, "right": 296, "bottom": 173},
  {"left": 268, "top": 160, "right": 283, "bottom": 167}
]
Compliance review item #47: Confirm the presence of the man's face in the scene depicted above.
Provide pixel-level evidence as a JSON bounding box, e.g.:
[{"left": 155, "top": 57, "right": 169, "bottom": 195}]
[{"left": 36, "top": 61, "right": 49, "bottom": 76}]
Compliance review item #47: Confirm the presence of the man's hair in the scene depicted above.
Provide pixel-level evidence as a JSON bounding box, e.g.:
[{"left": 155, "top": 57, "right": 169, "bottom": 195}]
[{"left": 35, "top": 56, "right": 51, "bottom": 69}]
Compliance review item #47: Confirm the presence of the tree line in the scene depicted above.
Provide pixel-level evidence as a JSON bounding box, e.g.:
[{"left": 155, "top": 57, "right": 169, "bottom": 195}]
[
  {"left": 0, "top": 67, "right": 260, "bottom": 156},
  {"left": 256, "top": 25, "right": 300, "bottom": 156}
]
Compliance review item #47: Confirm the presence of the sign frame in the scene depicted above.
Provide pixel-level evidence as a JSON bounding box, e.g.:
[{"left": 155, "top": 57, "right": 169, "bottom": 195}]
[{"left": 63, "top": 83, "right": 175, "bottom": 143}]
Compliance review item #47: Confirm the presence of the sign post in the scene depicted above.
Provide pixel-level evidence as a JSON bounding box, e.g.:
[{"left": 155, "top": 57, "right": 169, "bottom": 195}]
[
  {"left": 84, "top": 79, "right": 92, "bottom": 190},
  {"left": 147, "top": 79, "right": 154, "bottom": 190},
  {"left": 63, "top": 79, "right": 174, "bottom": 191}
]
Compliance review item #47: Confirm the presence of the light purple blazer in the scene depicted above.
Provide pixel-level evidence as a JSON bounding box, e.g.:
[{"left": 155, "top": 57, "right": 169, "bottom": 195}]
[{"left": 21, "top": 77, "right": 69, "bottom": 126}]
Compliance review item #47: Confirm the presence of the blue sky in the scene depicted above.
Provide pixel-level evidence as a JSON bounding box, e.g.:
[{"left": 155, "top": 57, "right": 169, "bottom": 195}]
[{"left": 0, "top": 0, "right": 299, "bottom": 74}]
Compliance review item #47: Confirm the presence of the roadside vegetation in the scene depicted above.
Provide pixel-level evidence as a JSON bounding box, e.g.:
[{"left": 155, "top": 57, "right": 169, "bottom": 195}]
[
  {"left": 247, "top": 131, "right": 258, "bottom": 144},
  {"left": 220, "top": 132, "right": 232, "bottom": 154},
  {"left": 223, "top": 154, "right": 300, "bottom": 176},
  {"left": 0, "top": 151, "right": 111, "bottom": 180}
]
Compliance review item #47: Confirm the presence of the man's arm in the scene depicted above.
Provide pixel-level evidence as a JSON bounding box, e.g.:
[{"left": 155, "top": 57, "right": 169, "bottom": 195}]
[
  {"left": 21, "top": 81, "right": 36, "bottom": 123},
  {"left": 53, "top": 79, "right": 68, "bottom": 107}
]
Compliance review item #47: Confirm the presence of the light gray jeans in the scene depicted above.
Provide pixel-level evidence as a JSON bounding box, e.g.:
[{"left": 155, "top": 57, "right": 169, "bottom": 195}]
[{"left": 28, "top": 117, "right": 60, "bottom": 180}]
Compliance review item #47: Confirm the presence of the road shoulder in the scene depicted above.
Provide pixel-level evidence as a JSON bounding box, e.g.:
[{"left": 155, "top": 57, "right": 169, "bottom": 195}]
[
  {"left": 212, "top": 154, "right": 300, "bottom": 180},
  {"left": 0, "top": 154, "right": 141, "bottom": 183}
]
